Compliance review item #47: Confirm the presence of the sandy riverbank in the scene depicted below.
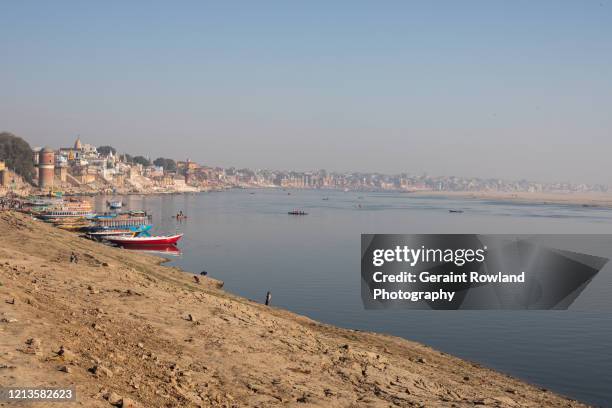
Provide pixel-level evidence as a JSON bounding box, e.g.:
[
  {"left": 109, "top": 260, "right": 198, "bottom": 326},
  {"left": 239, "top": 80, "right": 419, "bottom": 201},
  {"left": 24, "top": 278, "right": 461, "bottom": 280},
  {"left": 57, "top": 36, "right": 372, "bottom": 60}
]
[
  {"left": 0, "top": 212, "right": 589, "bottom": 407},
  {"left": 410, "top": 190, "right": 612, "bottom": 208},
  {"left": 92, "top": 189, "right": 612, "bottom": 209},
  {"left": 9, "top": 185, "right": 612, "bottom": 211}
]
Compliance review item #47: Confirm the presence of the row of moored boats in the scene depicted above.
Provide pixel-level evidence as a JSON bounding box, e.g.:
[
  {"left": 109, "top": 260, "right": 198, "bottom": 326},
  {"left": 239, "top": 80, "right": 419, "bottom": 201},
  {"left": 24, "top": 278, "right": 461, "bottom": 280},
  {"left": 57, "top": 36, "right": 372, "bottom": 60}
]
[{"left": 20, "top": 198, "right": 183, "bottom": 248}]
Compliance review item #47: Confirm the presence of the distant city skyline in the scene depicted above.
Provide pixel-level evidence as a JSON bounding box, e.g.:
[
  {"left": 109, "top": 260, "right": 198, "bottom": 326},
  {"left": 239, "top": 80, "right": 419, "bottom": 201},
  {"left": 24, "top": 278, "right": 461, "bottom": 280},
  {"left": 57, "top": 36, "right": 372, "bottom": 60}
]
[
  {"left": 1, "top": 1, "right": 611, "bottom": 184},
  {"left": 28, "top": 135, "right": 609, "bottom": 190},
  {"left": 23, "top": 135, "right": 609, "bottom": 195}
]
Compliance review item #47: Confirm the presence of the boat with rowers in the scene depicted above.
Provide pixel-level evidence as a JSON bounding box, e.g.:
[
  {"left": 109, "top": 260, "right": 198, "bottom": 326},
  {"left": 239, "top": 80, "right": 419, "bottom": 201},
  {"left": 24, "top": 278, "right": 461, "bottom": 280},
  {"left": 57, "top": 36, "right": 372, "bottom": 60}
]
[
  {"left": 288, "top": 209, "right": 308, "bottom": 215},
  {"left": 173, "top": 210, "right": 187, "bottom": 220}
]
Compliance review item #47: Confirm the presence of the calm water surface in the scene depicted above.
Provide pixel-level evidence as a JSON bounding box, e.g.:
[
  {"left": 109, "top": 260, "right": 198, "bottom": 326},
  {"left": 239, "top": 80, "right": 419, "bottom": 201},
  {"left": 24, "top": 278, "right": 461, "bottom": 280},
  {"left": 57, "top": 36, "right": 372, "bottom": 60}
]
[{"left": 93, "top": 190, "right": 612, "bottom": 406}]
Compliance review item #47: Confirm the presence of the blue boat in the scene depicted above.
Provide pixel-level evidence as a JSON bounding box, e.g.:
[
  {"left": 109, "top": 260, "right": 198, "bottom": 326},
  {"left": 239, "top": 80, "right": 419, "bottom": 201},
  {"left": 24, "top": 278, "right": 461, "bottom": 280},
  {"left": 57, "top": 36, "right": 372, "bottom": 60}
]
[{"left": 84, "top": 224, "right": 152, "bottom": 235}]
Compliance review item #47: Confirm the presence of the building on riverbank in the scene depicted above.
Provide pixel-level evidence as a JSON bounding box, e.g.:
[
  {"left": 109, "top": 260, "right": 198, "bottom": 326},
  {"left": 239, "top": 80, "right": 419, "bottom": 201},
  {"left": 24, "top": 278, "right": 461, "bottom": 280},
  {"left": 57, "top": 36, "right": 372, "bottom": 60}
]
[
  {"left": 37, "top": 147, "right": 55, "bottom": 189},
  {"left": 0, "top": 161, "right": 10, "bottom": 187}
]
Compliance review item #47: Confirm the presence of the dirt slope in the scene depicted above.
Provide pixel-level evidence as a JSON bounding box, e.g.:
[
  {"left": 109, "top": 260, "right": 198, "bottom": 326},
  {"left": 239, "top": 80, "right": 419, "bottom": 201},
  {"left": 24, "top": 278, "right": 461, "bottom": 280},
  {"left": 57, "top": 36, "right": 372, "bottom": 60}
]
[{"left": 0, "top": 212, "right": 587, "bottom": 407}]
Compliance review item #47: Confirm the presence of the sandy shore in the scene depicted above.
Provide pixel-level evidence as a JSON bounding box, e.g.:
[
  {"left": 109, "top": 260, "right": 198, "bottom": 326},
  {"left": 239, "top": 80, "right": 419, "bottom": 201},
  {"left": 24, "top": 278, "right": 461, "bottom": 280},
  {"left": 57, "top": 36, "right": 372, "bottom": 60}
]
[
  {"left": 0, "top": 212, "right": 588, "bottom": 407},
  {"left": 409, "top": 190, "right": 612, "bottom": 208}
]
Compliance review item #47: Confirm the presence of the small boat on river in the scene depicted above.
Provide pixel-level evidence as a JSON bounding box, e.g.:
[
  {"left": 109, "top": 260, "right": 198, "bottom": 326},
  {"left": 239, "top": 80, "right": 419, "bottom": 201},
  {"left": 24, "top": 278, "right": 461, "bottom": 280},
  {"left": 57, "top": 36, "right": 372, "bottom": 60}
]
[
  {"left": 288, "top": 209, "right": 308, "bottom": 215},
  {"left": 107, "top": 201, "right": 123, "bottom": 209}
]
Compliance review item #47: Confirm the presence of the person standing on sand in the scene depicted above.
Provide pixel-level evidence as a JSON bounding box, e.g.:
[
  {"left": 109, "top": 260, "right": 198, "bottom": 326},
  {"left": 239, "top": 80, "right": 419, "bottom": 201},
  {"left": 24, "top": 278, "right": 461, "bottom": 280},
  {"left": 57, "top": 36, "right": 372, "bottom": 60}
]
[{"left": 265, "top": 291, "right": 271, "bottom": 306}]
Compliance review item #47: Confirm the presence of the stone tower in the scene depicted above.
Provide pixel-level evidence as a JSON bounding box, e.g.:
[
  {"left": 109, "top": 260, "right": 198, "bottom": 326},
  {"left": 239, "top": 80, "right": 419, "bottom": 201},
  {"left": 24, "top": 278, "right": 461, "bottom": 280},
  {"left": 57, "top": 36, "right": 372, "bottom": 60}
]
[{"left": 38, "top": 147, "right": 55, "bottom": 189}]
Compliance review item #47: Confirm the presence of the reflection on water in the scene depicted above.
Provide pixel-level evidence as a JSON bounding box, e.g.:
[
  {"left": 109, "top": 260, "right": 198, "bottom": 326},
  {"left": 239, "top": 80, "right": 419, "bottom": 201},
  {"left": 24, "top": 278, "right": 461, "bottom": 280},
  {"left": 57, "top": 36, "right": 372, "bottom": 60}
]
[
  {"left": 91, "top": 190, "right": 612, "bottom": 406},
  {"left": 118, "top": 243, "right": 182, "bottom": 256}
]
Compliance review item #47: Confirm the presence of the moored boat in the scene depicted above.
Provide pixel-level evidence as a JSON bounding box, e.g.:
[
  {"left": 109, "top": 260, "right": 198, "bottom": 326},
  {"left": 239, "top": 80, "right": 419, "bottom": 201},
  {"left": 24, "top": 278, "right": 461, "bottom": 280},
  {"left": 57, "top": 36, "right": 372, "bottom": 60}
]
[
  {"left": 25, "top": 198, "right": 61, "bottom": 207},
  {"left": 105, "top": 233, "right": 184, "bottom": 246},
  {"left": 86, "top": 230, "right": 135, "bottom": 239},
  {"left": 38, "top": 210, "right": 96, "bottom": 220},
  {"left": 85, "top": 225, "right": 152, "bottom": 240},
  {"left": 107, "top": 200, "right": 123, "bottom": 209},
  {"left": 93, "top": 215, "right": 151, "bottom": 229},
  {"left": 36, "top": 198, "right": 95, "bottom": 220},
  {"left": 56, "top": 222, "right": 92, "bottom": 231}
]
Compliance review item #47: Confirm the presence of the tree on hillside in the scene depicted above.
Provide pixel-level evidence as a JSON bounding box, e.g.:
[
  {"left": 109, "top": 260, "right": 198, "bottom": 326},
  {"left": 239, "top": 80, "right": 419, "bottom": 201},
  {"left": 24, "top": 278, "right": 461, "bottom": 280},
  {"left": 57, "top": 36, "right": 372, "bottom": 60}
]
[
  {"left": 132, "top": 155, "right": 151, "bottom": 166},
  {"left": 97, "top": 145, "right": 117, "bottom": 156},
  {"left": 0, "top": 132, "right": 35, "bottom": 182},
  {"left": 153, "top": 157, "right": 177, "bottom": 172}
]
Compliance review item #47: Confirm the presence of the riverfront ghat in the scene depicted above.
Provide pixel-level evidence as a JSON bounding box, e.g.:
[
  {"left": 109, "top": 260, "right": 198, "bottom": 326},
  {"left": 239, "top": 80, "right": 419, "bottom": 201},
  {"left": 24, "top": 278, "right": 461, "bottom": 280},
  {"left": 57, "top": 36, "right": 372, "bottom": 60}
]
[{"left": 0, "top": 212, "right": 588, "bottom": 407}]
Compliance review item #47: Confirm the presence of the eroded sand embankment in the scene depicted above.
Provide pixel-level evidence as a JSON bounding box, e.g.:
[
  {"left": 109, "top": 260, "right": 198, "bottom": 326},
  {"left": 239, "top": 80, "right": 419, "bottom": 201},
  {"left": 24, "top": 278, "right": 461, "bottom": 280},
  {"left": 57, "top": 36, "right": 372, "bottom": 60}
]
[{"left": 0, "top": 212, "right": 588, "bottom": 407}]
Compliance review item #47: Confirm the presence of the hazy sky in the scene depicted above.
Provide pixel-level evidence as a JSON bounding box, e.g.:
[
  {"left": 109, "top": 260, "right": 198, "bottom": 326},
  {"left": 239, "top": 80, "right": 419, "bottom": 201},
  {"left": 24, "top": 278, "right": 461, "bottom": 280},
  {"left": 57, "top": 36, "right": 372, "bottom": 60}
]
[{"left": 1, "top": 1, "right": 611, "bottom": 184}]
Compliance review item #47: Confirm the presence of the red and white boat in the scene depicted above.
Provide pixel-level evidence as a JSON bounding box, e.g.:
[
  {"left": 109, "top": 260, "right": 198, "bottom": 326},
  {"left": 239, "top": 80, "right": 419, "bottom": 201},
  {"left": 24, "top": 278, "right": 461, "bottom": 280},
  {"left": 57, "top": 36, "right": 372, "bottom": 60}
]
[{"left": 105, "top": 233, "right": 183, "bottom": 246}]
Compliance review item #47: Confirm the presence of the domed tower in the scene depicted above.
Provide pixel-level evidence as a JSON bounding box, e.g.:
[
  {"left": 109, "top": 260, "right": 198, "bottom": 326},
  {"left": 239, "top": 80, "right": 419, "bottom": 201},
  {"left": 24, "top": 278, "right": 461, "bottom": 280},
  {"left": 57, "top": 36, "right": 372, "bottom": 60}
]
[
  {"left": 74, "top": 137, "right": 82, "bottom": 150},
  {"left": 38, "top": 147, "right": 55, "bottom": 189}
]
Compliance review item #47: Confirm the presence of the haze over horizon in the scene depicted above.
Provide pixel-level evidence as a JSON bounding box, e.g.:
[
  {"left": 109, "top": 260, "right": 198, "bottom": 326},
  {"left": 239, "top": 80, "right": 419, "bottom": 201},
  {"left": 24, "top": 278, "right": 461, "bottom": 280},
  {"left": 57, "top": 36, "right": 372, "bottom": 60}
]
[{"left": 1, "top": 1, "right": 611, "bottom": 184}]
